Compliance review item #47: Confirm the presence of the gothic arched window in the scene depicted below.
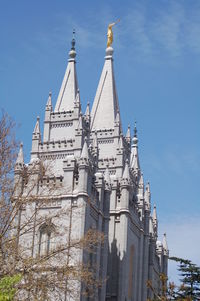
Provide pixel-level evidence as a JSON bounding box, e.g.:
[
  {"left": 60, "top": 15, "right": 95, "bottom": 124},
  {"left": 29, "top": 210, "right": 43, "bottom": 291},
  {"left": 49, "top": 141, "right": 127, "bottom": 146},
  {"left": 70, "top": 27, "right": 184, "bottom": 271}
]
[{"left": 38, "top": 223, "right": 55, "bottom": 256}]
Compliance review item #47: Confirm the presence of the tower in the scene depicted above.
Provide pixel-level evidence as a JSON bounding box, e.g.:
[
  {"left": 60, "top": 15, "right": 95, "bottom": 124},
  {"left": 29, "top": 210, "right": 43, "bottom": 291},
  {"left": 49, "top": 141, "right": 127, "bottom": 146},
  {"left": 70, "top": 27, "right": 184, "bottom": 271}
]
[{"left": 15, "top": 39, "right": 168, "bottom": 301}]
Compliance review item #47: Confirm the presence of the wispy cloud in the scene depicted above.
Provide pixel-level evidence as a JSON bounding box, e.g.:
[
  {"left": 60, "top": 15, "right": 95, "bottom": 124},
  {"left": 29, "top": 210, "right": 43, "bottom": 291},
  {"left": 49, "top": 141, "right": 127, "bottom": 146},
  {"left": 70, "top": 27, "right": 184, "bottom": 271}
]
[
  {"left": 119, "top": 1, "right": 200, "bottom": 60},
  {"left": 21, "top": 2, "right": 200, "bottom": 61}
]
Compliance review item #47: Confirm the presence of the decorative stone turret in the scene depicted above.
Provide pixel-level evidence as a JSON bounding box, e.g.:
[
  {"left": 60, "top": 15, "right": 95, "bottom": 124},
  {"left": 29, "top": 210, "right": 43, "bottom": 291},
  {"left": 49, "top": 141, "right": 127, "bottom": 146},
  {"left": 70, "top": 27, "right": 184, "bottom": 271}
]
[
  {"left": 15, "top": 142, "right": 24, "bottom": 170},
  {"left": 85, "top": 101, "right": 90, "bottom": 124},
  {"left": 163, "top": 233, "right": 169, "bottom": 256},
  {"left": 74, "top": 89, "right": 81, "bottom": 117},
  {"left": 125, "top": 125, "right": 131, "bottom": 144},
  {"left": 46, "top": 91, "right": 53, "bottom": 110},
  {"left": 131, "top": 122, "right": 140, "bottom": 175},
  {"left": 14, "top": 143, "right": 25, "bottom": 196},
  {"left": 120, "top": 160, "right": 130, "bottom": 209},
  {"left": 31, "top": 116, "right": 41, "bottom": 159},
  {"left": 78, "top": 138, "right": 89, "bottom": 193},
  {"left": 114, "top": 110, "right": 121, "bottom": 136},
  {"left": 43, "top": 92, "right": 52, "bottom": 142},
  {"left": 80, "top": 137, "right": 89, "bottom": 161},
  {"left": 137, "top": 173, "right": 145, "bottom": 221},
  {"left": 144, "top": 182, "right": 151, "bottom": 211},
  {"left": 152, "top": 204, "right": 158, "bottom": 238}
]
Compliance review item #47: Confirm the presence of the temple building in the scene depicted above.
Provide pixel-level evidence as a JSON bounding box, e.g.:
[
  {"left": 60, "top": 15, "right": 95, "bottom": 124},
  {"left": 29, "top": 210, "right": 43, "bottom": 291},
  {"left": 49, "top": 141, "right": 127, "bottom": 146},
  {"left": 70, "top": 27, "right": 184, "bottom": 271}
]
[{"left": 15, "top": 37, "right": 168, "bottom": 301}]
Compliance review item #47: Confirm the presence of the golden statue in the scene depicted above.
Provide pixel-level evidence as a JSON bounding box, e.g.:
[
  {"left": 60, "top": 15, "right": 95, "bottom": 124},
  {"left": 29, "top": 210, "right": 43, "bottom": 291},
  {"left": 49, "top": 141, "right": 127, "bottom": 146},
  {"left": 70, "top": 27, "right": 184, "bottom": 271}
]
[{"left": 107, "top": 19, "right": 120, "bottom": 48}]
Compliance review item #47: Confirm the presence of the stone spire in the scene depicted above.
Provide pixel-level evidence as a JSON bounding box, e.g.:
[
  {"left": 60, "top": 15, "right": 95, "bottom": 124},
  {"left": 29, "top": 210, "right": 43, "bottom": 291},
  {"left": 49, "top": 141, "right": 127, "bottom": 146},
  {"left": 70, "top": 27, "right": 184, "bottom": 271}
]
[
  {"left": 74, "top": 89, "right": 81, "bottom": 108},
  {"left": 85, "top": 101, "right": 90, "bottom": 116},
  {"left": 91, "top": 47, "right": 121, "bottom": 130},
  {"left": 144, "top": 182, "right": 151, "bottom": 210},
  {"left": 15, "top": 143, "right": 24, "bottom": 166},
  {"left": 54, "top": 35, "right": 78, "bottom": 112},
  {"left": 122, "top": 159, "right": 130, "bottom": 181},
  {"left": 33, "top": 116, "right": 41, "bottom": 139},
  {"left": 81, "top": 138, "right": 89, "bottom": 160},
  {"left": 85, "top": 101, "right": 90, "bottom": 123},
  {"left": 46, "top": 91, "right": 53, "bottom": 111},
  {"left": 115, "top": 110, "right": 120, "bottom": 126},
  {"left": 31, "top": 116, "right": 41, "bottom": 158},
  {"left": 163, "top": 233, "right": 169, "bottom": 255},
  {"left": 152, "top": 204, "right": 157, "bottom": 222},
  {"left": 152, "top": 204, "right": 158, "bottom": 237},
  {"left": 118, "top": 134, "right": 123, "bottom": 150},
  {"left": 125, "top": 125, "right": 131, "bottom": 143},
  {"left": 131, "top": 122, "right": 140, "bottom": 172},
  {"left": 77, "top": 114, "right": 83, "bottom": 131}
]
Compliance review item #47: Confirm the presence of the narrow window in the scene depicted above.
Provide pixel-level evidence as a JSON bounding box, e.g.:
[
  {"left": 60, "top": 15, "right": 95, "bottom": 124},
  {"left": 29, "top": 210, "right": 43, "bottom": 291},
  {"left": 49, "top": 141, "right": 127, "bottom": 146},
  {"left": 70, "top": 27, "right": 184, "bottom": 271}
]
[{"left": 38, "top": 223, "right": 55, "bottom": 256}]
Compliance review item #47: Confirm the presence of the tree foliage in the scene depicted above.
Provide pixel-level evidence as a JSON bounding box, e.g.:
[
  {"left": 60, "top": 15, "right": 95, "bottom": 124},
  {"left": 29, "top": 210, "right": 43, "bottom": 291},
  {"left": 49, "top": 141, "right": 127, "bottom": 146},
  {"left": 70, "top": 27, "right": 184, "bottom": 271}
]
[
  {"left": 170, "top": 256, "right": 200, "bottom": 300},
  {"left": 147, "top": 257, "right": 200, "bottom": 301},
  {"left": 0, "top": 275, "right": 22, "bottom": 301}
]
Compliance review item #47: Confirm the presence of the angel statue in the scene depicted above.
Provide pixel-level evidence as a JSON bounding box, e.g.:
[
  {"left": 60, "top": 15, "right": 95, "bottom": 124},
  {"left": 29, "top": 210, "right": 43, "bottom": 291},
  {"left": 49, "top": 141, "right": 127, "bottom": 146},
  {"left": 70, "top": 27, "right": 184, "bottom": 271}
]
[{"left": 107, "top": 19, "right": 120, "bottom": 48}]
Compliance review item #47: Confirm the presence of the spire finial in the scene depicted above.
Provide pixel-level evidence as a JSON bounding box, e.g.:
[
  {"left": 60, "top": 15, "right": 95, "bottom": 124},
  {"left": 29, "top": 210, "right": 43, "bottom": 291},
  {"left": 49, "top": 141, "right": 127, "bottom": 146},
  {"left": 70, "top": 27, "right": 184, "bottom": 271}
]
[
  {"left": 132, "top": 121, "right": 138, "bottom": 145},
  {"left": 69, "top": 29, "right": 76, "bottom": 59},
  {"left": 71, "top": 29, "right": 76, "bottom": 50},
  {"left": 134, "top": 121, "right": 137, "bottom": 137}
]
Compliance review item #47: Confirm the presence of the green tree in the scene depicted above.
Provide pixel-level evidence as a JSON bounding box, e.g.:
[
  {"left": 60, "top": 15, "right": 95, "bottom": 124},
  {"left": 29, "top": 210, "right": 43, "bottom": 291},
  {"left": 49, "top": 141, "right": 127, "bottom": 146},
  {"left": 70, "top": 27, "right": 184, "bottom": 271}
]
[
  {"left": 170, "top": 257, "right": 200, "bottom": 300},
  {"left": 0, "top": 274, "right": 21, "bottom": 301},
  {"left": 147, "top": 257, "right": 200, "bottom": 301}
]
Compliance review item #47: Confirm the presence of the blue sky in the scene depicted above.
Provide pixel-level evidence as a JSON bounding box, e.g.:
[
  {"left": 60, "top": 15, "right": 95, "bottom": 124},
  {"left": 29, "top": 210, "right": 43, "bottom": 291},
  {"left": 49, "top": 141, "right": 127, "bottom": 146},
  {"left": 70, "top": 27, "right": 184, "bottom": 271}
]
[{"left": 1, "top": 0, "right": 200, "bottom": 283}]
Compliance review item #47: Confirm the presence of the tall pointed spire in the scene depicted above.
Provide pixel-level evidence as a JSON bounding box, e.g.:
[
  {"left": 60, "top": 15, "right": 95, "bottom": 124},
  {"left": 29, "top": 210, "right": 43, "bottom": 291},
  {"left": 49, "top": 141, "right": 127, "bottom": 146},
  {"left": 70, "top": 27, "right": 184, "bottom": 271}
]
[
  {"left": 46, "top": 92, "right": 52, "bottom": 111},
  {"left": 74, "top": 89, "right": 81, "bottom": 106},
  {"left": 125, "top": 125, "right": 131, "bottom": 143},
  {"left": 152, "top": 204, "right": 157, "bottom": 223},
  {"left": 144, "top": 182, "right": 151, "bottom": 210},
  {"left": 81, "top": 138, "right": 89, "bottom": 160},
  {"left": 118, "top": 134, "right": 123, "bottom": 150},
  {"left": 152, "top": 204, "right": 158, "bottom": 238},
  {"left": 91, "top": 47, "right": 121, "bottom": 130},
  {"left": 77, "top": 114, "right": 83, "bottom": 131},
  {"left": 16, "top": 142, "right": 24, "bottom": 166},
  {"left": 131, "top": 122, "right": 140, "bottom": 172},
  {"left": 54, "top": 33, "right": 78, "bottom": 112},
  {"left": 138, "top": 172, "right": 144, "bottom": 197},
  {"left": 122, "top": 159, "right": 130, "bottom": 181},
  {"left": 85, "top": 101, "right": 90, "bottom": 118},
  {"left": 163, "top": 233, "right": 169, "bottom": 255},
  {"left": 33, "top": 116, "right": 41, "bottom": 138}
]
